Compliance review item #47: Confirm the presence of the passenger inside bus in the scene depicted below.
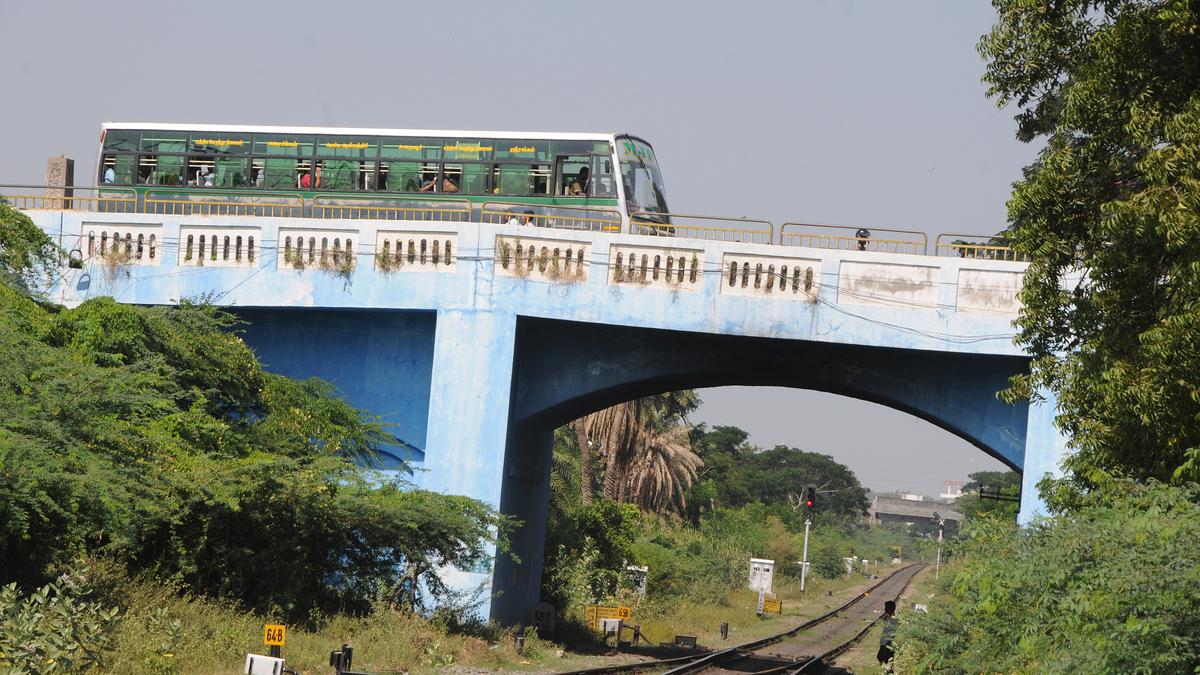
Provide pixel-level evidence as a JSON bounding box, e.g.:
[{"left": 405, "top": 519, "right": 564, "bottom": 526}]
[
  {"left": 568, "top": 166, "right": 589, "bottom": 195},
  {"left": 418, "top": 171, "right": 459, "bottom": 193}
]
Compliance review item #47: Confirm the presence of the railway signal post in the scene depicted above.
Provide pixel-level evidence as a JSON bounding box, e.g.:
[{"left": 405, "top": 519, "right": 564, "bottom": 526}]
[{"left": 800, "top": 485, "right": 815, "bottom": 592}]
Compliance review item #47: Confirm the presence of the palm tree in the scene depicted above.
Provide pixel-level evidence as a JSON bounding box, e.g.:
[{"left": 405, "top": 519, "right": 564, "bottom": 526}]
[{"left": 571, "top": 391, "right": 703, "bottom": 516}]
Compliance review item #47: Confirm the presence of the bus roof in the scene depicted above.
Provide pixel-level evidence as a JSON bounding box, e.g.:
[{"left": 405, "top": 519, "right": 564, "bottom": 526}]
[{"left": 101, "top": 122, "right": 626, "bottom": 143}]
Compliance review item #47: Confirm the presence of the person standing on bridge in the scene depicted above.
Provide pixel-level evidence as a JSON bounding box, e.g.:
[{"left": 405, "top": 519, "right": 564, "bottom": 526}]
[{"left": 877, "top": 599, "right": 898, "bottom": 672}]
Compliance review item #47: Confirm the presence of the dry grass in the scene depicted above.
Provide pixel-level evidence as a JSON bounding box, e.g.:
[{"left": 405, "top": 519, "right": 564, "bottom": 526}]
[{"left": 99, "top": 578, "right": 565, "bottom": 675}]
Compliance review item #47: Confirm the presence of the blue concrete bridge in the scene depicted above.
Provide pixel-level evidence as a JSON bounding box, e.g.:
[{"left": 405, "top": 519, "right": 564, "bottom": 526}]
[{"left": 23, "top": 200, "right": 1066, "bottom": 624}]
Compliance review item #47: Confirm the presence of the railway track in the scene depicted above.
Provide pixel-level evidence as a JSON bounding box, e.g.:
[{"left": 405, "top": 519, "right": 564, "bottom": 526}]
[{"left": 557, "top": 562, "right": 925, "bottom": 675}]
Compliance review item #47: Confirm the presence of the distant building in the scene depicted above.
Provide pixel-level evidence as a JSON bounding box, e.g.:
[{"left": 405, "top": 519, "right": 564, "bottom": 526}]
[
  {"left": 867, "top": 495, "right": 962, "bottom": 528},
  {"left": 940, "top": 480, "right": 964, "bottom": 500}
]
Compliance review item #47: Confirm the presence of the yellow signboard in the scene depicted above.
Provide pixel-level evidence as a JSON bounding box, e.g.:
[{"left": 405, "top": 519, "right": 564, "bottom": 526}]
[
  {"left": 263, "top": 624, "right": 287, "bottom": 646},
  {"left": 584, "top": 605, "right": 632, "bottom": 630},
  {"left": 762, "top": 599, "right": 783, "bottom": 614}
]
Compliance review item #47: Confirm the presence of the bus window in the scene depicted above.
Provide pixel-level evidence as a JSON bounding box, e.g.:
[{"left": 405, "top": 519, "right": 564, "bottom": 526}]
[
  {"left": 188, "top": 155, "right": 216, "bottom": 186},
  {"left": 382, "top": 161, "right": 436, "bottom": 192},
  {"left": 618, "top": 137, "right": 669, "bottom": 215},
  {"left": 557, "top": 156, "right": 591, "bottom": 196},
  {"left": 216, "top": 157, "right": 249, "bottom": 188},
  {"left": 591, "top": 155, "right": 616, "bottom": 198},
  {"left": 138, "top": 154, "right": 184, "bottom": 185},
  {"left": 494, "top": 164, "right": 551, "bottom": 195},
  {"left": 251, "top": 157, "right": 310, "bottom": 190},
  {"left": 100, "top": 153, "right": 135, "bottom": 184},
  {"left": 315, "top": 159, "right": 359, "bottom": 191},
  {"left": 455, "top": 164, "right": 489, "bottom": 194},
  {"left": 441, "top": 164, "right": 464, "bottom": 193},
  {"left": 102, "top": 129, "right": 139, "bottom": 152}
]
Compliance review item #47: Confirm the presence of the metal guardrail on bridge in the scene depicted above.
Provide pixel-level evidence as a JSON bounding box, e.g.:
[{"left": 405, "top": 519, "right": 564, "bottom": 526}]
[
  {"left": 313, "top": 195, "right": 473, "bottom": 221},
  {"left": 631, "top": 212, "right": 774, "bottom": 244},
  {"left": 481, "top": 201, "right": 623, "bottom": 232},
  {"left": 3, "top": 184, "right": 1028, "bottom": 260},
  {"left": 0, "top": 184, "right": 137, "bottom": 213},
  {"left": 145, "top": 190, "right": 305, "bottom": 218},
  {"left": 935, "top": 233, "right": 1029, "bottom": 262},
  {"left": 780, "top": 222, "right": 928, "bottom": 254}
]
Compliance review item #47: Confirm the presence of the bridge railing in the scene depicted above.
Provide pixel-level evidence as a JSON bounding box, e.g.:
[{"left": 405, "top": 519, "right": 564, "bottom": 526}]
[
  {"left": 0, "top": 184, "right": 137, "bottom": 213},
  {"left": 145, "top": 189, "right": 305, "bottom": 218},
  {"left": 779, "top": 222, "right": 928, "bottom": 254},
  {"left": 480, "top": 202, "right": 623, "bottom": 233},
  {"left": 313, "top": 195, "right": 473, "bottom": 222},
  {"left": 630, "top": 212, "right": 774, "bottom": 244},
  {"left": 935, "top": 233, "right": 1029, "bottom": 262},
  {"left": 7, "top": 184, "right": 1031, "bottom": 261}
]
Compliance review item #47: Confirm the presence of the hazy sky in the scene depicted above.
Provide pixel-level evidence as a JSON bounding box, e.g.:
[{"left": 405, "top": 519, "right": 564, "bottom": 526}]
[{"left": 0, "top": 1, "right": 1032, "bottom": 496}]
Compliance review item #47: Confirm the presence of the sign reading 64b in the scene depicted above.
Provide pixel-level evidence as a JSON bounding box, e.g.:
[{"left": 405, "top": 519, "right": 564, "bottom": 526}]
[{"left": 263, "top": 624, "right": 286, "bottom": 646}]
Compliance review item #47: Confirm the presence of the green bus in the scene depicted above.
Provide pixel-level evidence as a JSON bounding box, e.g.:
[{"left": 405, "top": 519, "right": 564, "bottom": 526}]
[{"left": 96, "top": 123, "right": 669, "bottom": 229}]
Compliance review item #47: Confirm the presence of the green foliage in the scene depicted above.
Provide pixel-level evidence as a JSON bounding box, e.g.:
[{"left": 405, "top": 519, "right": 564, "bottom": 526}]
[
  {"left": 0, "top": 202, "right": 63, "bottom": 295},
  {"left": 0, "top": 286, "right": 504, "bottom": 621},
  {"left": 956, "top": 470, "right": 1020, "bottom": 523},
  {"left": 810, "top": 545, "right": 846, "bottom": 580},
  {"left": 897, "top": 480, "right": 1200, "bottom": 673},
  {"left": 0, "top": 571, "right": 121, "bottom": 674},
  {"left": 685, "top": 425, "right": 869, "bottom": 523},
  {"left": 541, "top": 500, "right": 641, "bottom": 610},
  {"left": 981, "top": 1, "right": 1200, "bottom": 485}
]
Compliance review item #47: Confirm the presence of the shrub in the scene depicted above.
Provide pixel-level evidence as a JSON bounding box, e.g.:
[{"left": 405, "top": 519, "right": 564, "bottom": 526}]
[
  {"left": 811, "top": 545, "right": 846, "bottom": 580},
  {"left": 0, "top": 571, "right": 121, "bottom": 674},
  {"left": 897, "top": 480, "right": 1200, "bottom": 673}
]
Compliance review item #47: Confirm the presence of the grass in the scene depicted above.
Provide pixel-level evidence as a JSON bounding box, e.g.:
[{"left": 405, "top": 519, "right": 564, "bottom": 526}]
[{"left": 92, "top": 576, "right": 570, "bottom": 675}]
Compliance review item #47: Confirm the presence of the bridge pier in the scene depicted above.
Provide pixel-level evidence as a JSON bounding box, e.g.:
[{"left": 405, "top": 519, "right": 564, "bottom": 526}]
[
  {"left": 422, "top": 309, "right": 519, "bottom": 607},
  {"left": 1018, "top": 389, "right": 1069, "bottom": 523}
]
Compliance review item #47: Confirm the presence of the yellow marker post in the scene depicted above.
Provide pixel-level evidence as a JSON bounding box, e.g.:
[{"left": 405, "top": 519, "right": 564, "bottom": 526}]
[
  {"left": 264, "top": 624, "right": 286, "bottom": 658},
  {"left": 583, "top": 605, "right": 634, "bottom": 631}
]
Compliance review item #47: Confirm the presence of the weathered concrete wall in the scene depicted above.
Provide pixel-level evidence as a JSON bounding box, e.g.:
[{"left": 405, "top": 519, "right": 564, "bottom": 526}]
[{"left": 28, "top": 209, "right": 1069, "bottom": 623}]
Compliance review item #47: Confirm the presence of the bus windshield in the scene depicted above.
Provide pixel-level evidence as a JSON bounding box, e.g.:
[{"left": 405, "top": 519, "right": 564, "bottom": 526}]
[{"left": 618, "top": 136, "right": 668, "bottom": 215}]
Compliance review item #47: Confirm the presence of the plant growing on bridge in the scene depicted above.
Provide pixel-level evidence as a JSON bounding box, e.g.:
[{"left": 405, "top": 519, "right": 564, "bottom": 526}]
[
  {"left": 98, "top": 245, "right": 134, "bottom": 282},
  {"left": 982, "top": 0, "right": 1200, "bottom": 491}
]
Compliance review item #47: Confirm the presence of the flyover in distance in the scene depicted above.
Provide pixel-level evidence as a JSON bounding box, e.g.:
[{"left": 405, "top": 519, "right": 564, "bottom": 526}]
[{"left": 17, "top": 189, "right": 1067, "bottom": 624}]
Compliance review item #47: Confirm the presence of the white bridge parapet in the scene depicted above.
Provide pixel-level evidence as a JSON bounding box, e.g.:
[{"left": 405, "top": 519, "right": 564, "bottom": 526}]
[
  {"left": 36, "top": 212, "right": 1031, "bottom": 355},
  {"left": 608, "top": 242, "right": 704, "bottom": 291},
  {"left": 720, "top": 251, "right": 821, "bottom": 301},
  {"left": 495, "top": 234, "right": 588, "bottom": 283}
]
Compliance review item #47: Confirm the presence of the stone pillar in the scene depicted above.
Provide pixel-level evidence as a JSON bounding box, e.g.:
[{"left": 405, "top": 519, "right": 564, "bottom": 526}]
[
  {"left": 1018, "top": 388, "right": 1069, "bottom": 523},
  {"left": 422, "top": 309, "right": 519, "bottom": 616},
  {"left": 44, "top": 156, "right": 75, "bottom": 209}
]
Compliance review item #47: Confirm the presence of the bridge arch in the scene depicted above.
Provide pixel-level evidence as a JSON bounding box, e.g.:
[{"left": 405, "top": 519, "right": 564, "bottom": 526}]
[{"left": 492, "top": 317, "right": 1028, "bottom": 622}]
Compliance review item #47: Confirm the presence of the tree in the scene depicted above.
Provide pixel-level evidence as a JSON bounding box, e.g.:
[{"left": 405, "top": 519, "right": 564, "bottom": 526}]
[
  {"left": 0, "top": 202, "right": 62, "bottom": 296},
  {"left": 684, "top": 426, "right": 870, "bottom": 523},
  {"left": 0, "top": 287, "right": 505, "bottom": 620},
  {"left": 570, "top": 391, "right": 704, "bottom": 516},
  {"left": 896, "top": 480, "right": 1200, "bottom": 672},
  {"left": 956, "top": 470, "right": 1020, "bottom": 522},
  {"left": 980, "top": 1, "right": 1200, "bottom": 491}
]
